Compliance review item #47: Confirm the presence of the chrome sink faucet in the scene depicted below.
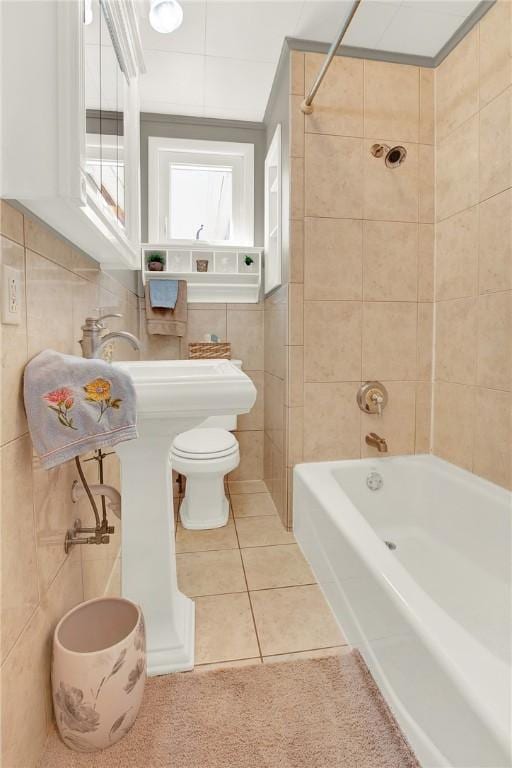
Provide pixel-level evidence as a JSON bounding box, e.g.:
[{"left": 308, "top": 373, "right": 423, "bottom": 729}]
[{"left": 79, "top": 313, "right": 141, "bottom": 359}]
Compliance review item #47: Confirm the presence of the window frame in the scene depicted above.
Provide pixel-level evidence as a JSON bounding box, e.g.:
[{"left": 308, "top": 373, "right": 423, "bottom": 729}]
[{"left": 148, "top": 136, "right": 255, "bottom": 247}]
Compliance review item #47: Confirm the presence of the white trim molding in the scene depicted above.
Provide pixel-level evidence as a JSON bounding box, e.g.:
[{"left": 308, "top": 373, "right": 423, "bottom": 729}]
[
  {"left": 264, "top": 124, "right": 282, "bottom": 295},
  {"left": 101, "top": 0, "right": 146, "bottom": 80}
]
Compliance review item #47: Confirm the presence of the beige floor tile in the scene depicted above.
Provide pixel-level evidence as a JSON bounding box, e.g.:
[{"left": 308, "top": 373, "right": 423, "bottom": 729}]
[
  {"left": 177, "top": 549, "right": 246, "bottom": 597},
  {"left": 231, "top": 492, "right": 277, "bottom": 518},
  {"left": 235, "top": 517, "right": 295, "bottom": 548},
  {"left": 228, "top": 480, "right": 268, "bottom": 495},
  {"left": 262, "top": 646, "right": 350, "bottom": 663},
  {"left": 194, "top": 593, "right": 260, "bottom": 664},
  {"left": 175, "top": 520, "right": 238, "bottom": 554},
  {"left": 250, "top": 585, "right": 345, "bottom": 656},
  {"left": 193, "top": 658, "right": 262, "bottom": 672},
  {"left": 242, "top": 544, "right": 315, "bottom": 590}
]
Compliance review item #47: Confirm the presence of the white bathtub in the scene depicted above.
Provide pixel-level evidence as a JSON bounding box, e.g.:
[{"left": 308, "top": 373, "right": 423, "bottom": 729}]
[{"left": 293, "top": 454, "right": 511, "bottom": 768}]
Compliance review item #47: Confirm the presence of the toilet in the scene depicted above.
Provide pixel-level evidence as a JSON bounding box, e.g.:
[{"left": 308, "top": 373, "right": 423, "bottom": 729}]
[{"left": 171, "top": 360, "right": 242, "bottom": 530}]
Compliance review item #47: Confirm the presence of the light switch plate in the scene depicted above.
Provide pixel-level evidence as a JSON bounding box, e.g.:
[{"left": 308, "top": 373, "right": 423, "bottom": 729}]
[{"left": 2, "top": 264, "right": 21, "bottom": 325}]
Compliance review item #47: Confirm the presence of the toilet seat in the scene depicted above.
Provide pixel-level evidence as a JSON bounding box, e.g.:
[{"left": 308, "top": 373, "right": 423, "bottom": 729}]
[
  {"left": 171, "top": 428, "right": 240, "bottom": 531},
  {"left": 172, "top": 428, "right": 238, "bottom": 461}
]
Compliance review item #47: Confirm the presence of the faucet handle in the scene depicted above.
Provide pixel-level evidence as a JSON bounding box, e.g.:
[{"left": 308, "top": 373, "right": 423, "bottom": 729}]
[
  {"left": 370, "top": 391, "right": 384, "bottom": 416},
  {"left": 95, "top": 312, "right": 123, "bottom": 329},
  {"left": 82, "top": 313, "right": 123, "bottom": 332},
  {"left": 97, "top": 312, "right": 122, "bottom": 321},
  {"left": 357, "top": 381, "right": 388, "bottom": 415}
]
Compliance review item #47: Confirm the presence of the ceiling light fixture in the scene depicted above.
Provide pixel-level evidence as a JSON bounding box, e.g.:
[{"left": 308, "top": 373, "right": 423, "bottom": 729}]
[{"left": 149, "top": 0, "right": 183, "bottom": 33}]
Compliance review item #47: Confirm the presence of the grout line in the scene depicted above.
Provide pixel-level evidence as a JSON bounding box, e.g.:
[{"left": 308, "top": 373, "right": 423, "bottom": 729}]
[
  {"left": 176, "top": 540, "right": 298, "bottom": 555},
  {"left": 248, "top": 582, "right": 317, "bottom": 593},
  {"left": 0, "top": 430, "right": 30, "bottom": 449},
  {"left": 193, "top": 644, "right": 350, "bottom": 670},
  {"left": 193, "top": 656, "right": 262, "bottom": 669},
  {"left": 262, "top": 644, "right": 348, "bottom": 659},
  {"left": 189, "top": 587, "right": 248, "bottom": 600},
  {"left": 437, "top": 80, "right": 511, "bottom": 148},
  {"left": 231, "top": 491, "right": 264, "bottom": 662},
  {"left": 299, "top": 213, "right": 426, "bottom": 225}
]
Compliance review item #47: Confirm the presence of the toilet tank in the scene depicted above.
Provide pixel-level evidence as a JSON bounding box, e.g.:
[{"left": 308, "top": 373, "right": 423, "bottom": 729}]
[{"left": 199, "top": 360, "right": 242, "bottom": 430}]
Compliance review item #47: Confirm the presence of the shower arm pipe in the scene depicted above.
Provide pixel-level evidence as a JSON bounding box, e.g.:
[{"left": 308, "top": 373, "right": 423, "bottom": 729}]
[{"left": 300, "top": 0, "right": 362, "bottom": 115}]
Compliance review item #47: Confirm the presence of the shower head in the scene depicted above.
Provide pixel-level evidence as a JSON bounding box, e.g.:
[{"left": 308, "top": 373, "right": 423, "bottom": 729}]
[{"left": 370, "top": 144, "right": 407, "bottom": 168}]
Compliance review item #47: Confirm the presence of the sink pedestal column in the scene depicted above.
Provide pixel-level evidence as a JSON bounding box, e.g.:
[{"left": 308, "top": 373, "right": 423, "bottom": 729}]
[{"left": 115, "top": 417, "right": 198, "bottom": 676}]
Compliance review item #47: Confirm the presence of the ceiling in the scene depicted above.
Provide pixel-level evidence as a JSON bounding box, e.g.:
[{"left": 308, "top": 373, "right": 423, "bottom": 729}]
[{"left": 135, "top": 0, "right": 483, "bottom": 121}]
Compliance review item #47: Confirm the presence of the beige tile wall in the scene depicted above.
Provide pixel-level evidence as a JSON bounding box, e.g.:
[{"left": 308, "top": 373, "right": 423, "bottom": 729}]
[
  {"left": 139, "top": 299, "right": 265, "bottom": 481},
  {"left": 0, "top": 201, "right": 139, "bottom": 768},
  {"left": 276, "top": 51, "right": 434, "bottom": 527},
  {"left": 433, "top": 0, "right": 512, "bottom": 490}
]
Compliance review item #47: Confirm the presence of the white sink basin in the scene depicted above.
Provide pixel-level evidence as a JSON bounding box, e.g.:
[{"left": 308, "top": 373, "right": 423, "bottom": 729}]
[
  {"left": 112, "top": 359, "right": 256, "bottom": 676},
  {"left": 113, "top": 359, "right": 256, "bottom": 419}
]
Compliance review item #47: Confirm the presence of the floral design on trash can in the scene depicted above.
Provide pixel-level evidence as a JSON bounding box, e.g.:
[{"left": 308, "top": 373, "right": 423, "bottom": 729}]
[{"left": 52, "top": 598, "right": 146, "bottom": 753}]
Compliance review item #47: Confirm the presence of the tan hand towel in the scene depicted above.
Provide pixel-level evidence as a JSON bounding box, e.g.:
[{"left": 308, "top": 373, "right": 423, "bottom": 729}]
[{"left": 145, "top": 279, "right": 187, "bottom": 336}]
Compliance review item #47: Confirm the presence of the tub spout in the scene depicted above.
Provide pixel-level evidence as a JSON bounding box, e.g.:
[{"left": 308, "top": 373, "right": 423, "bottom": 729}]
[{"left": 365, "top": 432, "right": 388, "bottom": 453}]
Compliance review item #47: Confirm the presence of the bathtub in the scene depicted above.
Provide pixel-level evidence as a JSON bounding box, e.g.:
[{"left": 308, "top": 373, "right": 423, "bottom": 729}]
[{"left": 293, "top": 454, "right": 511, "bottom": 768}]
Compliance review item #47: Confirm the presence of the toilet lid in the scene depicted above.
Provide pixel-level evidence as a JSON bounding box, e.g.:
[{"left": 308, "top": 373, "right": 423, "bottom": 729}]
[{"left": 172, "top": 428, "right": 238, "bottom": 457}]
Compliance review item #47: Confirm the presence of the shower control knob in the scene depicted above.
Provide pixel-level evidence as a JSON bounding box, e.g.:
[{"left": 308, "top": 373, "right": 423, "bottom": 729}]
[{"left": 357, "top": 381, "right": 388, "bottom": 415}]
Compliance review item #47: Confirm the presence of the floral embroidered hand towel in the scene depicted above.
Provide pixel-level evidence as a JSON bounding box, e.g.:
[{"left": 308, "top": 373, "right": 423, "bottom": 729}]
[{"left": 24, "top": 349, "right": 138, "bottom": 470}]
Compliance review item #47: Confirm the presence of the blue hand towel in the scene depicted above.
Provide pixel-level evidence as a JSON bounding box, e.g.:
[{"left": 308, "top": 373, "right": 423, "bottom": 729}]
[
  {"left": 149, "top": 279, "right": 179, "bottom": 310},
  {"left": 23, "top": 349, "right": 138, "bottom": 470}
]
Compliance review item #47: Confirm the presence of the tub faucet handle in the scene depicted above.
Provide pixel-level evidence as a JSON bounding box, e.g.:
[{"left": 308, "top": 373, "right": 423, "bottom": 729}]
[
  {"left": 371, "top": 391, "right": 384, "bottom": 416},
  {"left": 357, "top": 381, "right": 388, "bottom": 415}
]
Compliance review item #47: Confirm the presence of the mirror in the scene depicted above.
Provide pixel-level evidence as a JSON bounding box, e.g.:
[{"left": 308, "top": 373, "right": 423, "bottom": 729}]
[{"left": 84, "top": 0, "right": 126, "bottom": 229}]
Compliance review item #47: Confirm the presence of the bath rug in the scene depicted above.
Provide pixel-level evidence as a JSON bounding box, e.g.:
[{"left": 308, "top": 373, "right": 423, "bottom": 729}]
[{"left": 38, "top": 650, "right": 420, "bottom": 768}]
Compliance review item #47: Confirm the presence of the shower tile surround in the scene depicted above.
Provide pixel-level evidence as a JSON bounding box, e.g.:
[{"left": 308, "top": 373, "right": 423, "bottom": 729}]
[
  {"left": 265, "top": 0, "right": 512, "bottom": 528},
  {"left": 266, "top": 49, "right": 435, "bottom": 526},
  {"left": 432, "top": 3, "right": 512, "bottom": 488}
]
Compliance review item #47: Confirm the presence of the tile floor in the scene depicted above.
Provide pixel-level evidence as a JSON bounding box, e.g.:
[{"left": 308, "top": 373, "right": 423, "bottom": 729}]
[{"left": 174, "top": 479, "right": 348, "bottom": 670}]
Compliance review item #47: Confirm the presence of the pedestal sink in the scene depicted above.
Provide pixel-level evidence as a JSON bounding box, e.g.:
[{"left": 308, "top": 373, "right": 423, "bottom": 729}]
[{"left": 112, "top": 359, "right": 256, "bottom": 675}]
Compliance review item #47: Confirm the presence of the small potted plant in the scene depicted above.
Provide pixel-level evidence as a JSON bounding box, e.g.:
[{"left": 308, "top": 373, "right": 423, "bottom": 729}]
[
  {"left": 242, "top": 254, "right": 255, "bottom": 272},
  {"left": 147, "top": 253, "right": 165, "bottom": 272}
]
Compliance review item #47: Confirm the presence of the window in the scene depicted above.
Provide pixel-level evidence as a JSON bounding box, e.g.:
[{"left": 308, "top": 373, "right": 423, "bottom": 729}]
[{"left": 148, "top": 137, "right": 254, "bottom": 246}]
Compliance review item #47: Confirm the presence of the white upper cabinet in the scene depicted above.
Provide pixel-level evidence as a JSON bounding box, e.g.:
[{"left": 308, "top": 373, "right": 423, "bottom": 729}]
[{"left": 0, "top": 0, "right": 145, "bottom": 269}]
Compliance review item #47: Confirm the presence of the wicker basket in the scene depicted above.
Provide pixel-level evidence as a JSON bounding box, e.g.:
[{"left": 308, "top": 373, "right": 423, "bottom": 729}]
[{"left": 188, "top": 342, "right": 231, "bottom": 359}]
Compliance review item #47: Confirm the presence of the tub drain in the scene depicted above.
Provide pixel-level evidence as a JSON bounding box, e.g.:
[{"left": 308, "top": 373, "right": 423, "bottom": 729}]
[{"left": 384, "top": 540, "right": 396, "bottom": 551}]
